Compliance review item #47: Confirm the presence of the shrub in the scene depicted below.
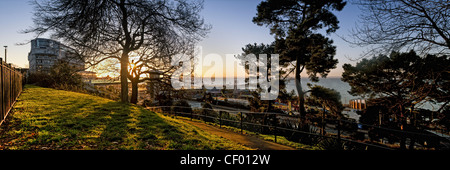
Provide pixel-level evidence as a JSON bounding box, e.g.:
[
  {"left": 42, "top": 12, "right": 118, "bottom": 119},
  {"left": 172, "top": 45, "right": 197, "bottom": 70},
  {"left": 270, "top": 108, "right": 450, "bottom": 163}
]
[
  {"left": 27, "top": 60, "right": 83, "bottom": 89},
  {"left": 171, "top": 100, "right": 192, "bottom": 116},
  {"left": 27, "top": 72, "right": 54, "bottom": 87},
  {"left": 49, "top": 60, "right": 84, "bottom": 88},
  {"left": 53, "top": 83, "right": 87, "bottom": 93},
  {"left": 156, "top": 93, "right": 173, "bottom": 112},
  {"left": 142, "top": 99, "right": 153, "bottom": 107},
  {"left": 220, "top": 111, "right": 239, "bottom": 127},
  {"left": 202, "top": 103, "right": 218, "bottom": 122},
  {"left": 318, "top": 138, "right": 345, "bottom": 150},
  {"left": 279, "top": 119, "right": 320, "bottom": 145}
]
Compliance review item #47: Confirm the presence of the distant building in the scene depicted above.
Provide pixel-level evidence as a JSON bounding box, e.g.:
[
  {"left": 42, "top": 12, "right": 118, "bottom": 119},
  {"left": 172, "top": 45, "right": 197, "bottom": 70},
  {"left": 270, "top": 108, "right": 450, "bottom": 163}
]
[
  {"left": 78, "top": 70, "right": 97, "bottom": 80},
  {"left": 206, "top": 87, "right": 221, "bottom": 97},
  {"left": 145, "top": 70, "right": 164, "bottom": 100},
  {"left": 28, "top": 38, "right": 84, "bottom": 73}
]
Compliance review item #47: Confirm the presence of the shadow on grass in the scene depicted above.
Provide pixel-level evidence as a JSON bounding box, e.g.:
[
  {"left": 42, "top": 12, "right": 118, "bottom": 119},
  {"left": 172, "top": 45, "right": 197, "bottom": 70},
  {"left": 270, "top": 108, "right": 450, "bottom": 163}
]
[
  {"left": 3, "top": 86, "right": 212, "bottom": 150},
  {"left": 91, "top": 102, "right": 186, "bottom": 150},
  {"left": 96, "top": 102, "right": 132, "bottom": 149},
  {"left": 135, "top": 107, "right": 184, "bottom": 149},
  {"left": 54, "top": 100, "right": 186, "bottom": 150}
]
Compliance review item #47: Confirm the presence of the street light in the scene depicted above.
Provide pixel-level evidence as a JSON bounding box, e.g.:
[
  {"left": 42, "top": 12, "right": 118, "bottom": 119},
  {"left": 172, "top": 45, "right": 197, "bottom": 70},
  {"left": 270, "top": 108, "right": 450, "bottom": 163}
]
[{"left": 3, "top": 46, "right": 7, "bottom": 63}]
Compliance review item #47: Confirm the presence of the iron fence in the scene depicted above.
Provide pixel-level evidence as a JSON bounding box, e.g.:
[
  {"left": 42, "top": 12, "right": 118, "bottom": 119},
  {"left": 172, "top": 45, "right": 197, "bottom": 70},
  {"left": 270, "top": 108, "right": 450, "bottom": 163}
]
[
  {"left": 147, "top": 105, "right": 449, "bottom": 150},
  {"left": 0, "top": 59, "right": 23, "bottom": 126}
]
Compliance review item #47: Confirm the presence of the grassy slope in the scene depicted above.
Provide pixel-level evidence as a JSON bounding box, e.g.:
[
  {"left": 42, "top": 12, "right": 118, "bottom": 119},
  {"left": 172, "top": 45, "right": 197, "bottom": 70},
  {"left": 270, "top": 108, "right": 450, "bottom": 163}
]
[
  {"left": 0, "top": 85, "right": 251, "bottom": 150},
  {"left": 179, "top": 117, "right": 321, "bottom": 150}
]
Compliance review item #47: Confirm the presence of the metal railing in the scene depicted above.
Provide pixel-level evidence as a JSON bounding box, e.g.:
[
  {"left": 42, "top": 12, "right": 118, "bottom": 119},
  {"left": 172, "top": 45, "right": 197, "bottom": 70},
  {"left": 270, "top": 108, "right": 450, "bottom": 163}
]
[
  {"left": 147, "top": 106, "right": 414, "bottom": 150},
  {"left": 0, "top": 59, "right": 23, "bottom": 126}
]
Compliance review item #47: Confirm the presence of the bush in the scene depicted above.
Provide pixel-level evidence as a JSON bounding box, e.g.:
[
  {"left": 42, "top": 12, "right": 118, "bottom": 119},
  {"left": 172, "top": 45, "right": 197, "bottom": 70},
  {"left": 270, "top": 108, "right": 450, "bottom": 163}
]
[
  {"left": 27, "top": 72, "right": 54, "bottom": 87},
  {"left": 142, "top": 99, "right": 153, "bottom": 107},
  {"left": 49, "top": 60, "right": 83, "bottom": 87},
  {"left": 27, "top": 60, "right": 83, "bottom": 90},
  {"left": 220, "top": 111, "right": 239, "bottom": 127},
  {"left": 216, "top": 100, "right": 250, "bottom": 110},
  {"left": 171, "top": 100, "right": 192, "bottom": 116},
  {"left": 53, "top": 83, "right": 87, "bottom": 93},
  {"left": 318, "top": 138, "right": 345, "bottom": 150},
  {"left": 279, "top": 119, "right": 321, "bottom": 145},
  {"left": 156, "top": 93, "right": 173, "bottom": 112},
  {"left": 202, "top": 103, "right": 218, "bottom": 122}
]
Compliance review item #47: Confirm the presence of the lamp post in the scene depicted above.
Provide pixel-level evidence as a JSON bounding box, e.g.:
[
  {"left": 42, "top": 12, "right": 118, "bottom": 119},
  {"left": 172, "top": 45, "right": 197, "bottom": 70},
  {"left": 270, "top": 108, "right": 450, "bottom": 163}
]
[{"left": 3, "top": 46, "right": 7, "bottom": 63}]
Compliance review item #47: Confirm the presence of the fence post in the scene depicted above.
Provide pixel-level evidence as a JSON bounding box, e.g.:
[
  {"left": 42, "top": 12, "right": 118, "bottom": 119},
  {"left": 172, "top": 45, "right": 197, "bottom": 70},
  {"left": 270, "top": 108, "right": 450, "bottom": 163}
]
[
  {"left": 204, "top": 109, "right": 206, "bottom": 123},
  {"left": 219, "top": 111, "right": 222, "bottom": 128},
  {"left": 274, "top": 114, "right": 277, "bottom": 143},
  {"left": 338, "top": 118, "right": 341, "bottom": 145},
  {"left": 190, "top": 110, "right": 193, "bottom": 121},
  {"left": 240, "top": 112, "right": 243, "bottom": 134},
  {"left": 10, "top": 67, "right": 13, "bottom": 103},
  {"left": 321, "top": 108, "right": 326, "bottom": 136},
  {"left": 0, "top": 62, "right": 23, "bottom": 126}
]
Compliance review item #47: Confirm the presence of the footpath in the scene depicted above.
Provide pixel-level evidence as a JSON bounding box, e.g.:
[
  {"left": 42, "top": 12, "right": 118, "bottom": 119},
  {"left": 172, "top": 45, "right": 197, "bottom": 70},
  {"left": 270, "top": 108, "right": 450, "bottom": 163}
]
[{"left": 184, "top": 119, "right": 296, "bottom": 150}]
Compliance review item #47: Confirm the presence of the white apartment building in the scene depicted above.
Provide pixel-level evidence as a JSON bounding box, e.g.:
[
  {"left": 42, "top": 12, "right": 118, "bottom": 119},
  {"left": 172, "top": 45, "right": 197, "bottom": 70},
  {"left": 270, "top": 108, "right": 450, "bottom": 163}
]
[{"left": 28, "top": 38, "right": 84, "bottom": 73}]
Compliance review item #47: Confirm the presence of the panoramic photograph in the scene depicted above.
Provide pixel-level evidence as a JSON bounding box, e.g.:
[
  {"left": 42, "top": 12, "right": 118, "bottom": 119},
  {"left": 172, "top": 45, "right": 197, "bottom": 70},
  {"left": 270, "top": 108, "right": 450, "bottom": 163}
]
[{"left": 0, "top": 0, "right": 449, "bottom": 167}]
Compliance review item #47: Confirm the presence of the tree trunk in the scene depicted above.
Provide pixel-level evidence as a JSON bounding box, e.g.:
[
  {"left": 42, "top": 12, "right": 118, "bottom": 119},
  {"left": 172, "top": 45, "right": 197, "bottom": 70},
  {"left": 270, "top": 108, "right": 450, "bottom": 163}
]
[
  {"left": 130, "top": 79, "right": 139, "bottom": 104},
  {"left": 268, "top": 100, "right": 273, "bottom": 112},
  {"left": 295, "top": 57, "right": 306, "bottom": 118},
  {"left": 120, "top": 52, "right": 129, "bottom": 103}
]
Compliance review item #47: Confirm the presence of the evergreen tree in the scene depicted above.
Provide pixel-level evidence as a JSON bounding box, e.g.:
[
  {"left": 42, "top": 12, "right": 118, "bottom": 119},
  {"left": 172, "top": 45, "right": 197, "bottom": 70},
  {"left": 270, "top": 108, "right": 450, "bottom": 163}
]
[
  {"left": 342, "top": 51, "right": 449, "bottom": 149},
  {"left": 252, "top": 0, "right": 346, "bottom": 117}
]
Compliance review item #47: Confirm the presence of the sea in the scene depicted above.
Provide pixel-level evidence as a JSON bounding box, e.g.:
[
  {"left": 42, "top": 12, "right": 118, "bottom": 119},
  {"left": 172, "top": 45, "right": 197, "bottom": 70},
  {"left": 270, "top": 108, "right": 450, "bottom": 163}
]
[{"left": 284, "top": 78, "right": 354, "bottom": 104}]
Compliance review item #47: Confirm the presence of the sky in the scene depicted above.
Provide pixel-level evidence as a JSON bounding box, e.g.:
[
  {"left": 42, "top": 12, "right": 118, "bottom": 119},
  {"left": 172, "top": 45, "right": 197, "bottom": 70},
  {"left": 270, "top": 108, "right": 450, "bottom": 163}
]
[{"left": 0, "top": 0, "right": 365, "bottom": 78}]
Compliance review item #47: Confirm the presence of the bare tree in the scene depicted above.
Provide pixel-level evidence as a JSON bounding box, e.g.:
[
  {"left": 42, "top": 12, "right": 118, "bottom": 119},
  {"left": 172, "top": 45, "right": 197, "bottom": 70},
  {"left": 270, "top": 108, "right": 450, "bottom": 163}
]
[
  {"left": 25, "top": 0, "right": 210, "bottom": 103},
  {"left": 350, "top": 0, "right": 450, "bottom": 56},
  {"left": 127, "top": 36, "right": 194, "bottom": 104}
]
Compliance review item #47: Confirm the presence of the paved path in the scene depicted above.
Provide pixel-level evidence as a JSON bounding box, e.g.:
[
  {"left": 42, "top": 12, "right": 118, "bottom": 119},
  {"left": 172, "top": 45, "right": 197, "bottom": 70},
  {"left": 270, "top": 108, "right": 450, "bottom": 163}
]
[{"left": 184, "top": 120, "right": 296, "bottom": 150}]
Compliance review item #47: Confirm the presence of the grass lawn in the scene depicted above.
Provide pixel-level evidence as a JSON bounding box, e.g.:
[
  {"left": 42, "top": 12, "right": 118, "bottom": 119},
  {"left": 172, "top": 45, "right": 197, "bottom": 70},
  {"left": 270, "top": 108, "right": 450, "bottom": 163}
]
[{"left": 0, "top": 85, "right": 251, "bottom": 150}]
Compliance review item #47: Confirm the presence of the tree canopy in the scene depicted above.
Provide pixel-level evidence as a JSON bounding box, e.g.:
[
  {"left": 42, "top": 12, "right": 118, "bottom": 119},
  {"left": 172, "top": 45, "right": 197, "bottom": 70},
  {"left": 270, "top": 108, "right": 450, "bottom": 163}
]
[
  {"left": 350, "top": 0, "right": 450, "bottom": 56},
  {"left": 342, "top": 50, "right": 449, "bottom": 115},
  {"left": 237, "top": 43, "right": 276, "bottom": 112},
  {"left": 252, "top": 0, "right": 346, "bottom": 116},
  {"left": 26, "top": 0, "right": 210, "bottom": 103},
  {"left": 308, "top": 84, "right": 344, "bottom": 116}
]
